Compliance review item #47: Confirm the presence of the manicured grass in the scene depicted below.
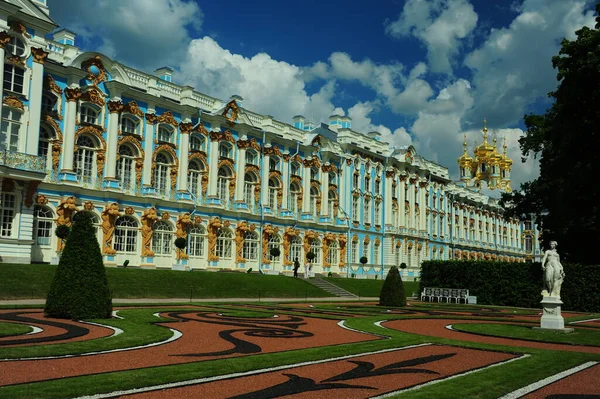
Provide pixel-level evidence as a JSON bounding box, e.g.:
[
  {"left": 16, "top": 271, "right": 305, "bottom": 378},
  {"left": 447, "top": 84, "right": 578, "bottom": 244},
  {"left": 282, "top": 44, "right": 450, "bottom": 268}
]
[
  {"left": 0, "top": 322, "right": 31, "bottom": 337},
  {"left": 324, "top": 277, "right": 419, "bottom": 298},
  {"left": 453, "top": 323, "right": 600, "bottom": 346},
  {"left": 0, "top": 264, "right": 332, "bottom": 300}
]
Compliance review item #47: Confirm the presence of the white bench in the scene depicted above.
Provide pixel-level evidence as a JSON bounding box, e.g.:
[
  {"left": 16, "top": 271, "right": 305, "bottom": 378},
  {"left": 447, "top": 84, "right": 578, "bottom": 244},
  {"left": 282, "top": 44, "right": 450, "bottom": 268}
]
[{"left": 420, "top": 287, "right": 469, "bottom": 304}]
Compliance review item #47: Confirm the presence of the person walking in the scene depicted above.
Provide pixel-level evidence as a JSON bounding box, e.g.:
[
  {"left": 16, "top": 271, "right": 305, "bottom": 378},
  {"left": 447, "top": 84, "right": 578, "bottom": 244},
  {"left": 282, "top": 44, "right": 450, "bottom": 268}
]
[{"left": 293, "top": 257, "right": 300, "bottom": 278}]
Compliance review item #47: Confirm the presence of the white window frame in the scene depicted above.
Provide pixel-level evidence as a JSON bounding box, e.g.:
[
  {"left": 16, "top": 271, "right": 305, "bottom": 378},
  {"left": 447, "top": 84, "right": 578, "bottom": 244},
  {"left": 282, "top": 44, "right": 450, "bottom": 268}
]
[
  {"left": 3, "top": 64, "right": 25, "bottom": 94},
  {"left": 33, "top": 205, "right": 54, "bottom": 246},
  {"left": 216, "top": 228, "right": 233, "bottom": 259},
  {"left": 114, "top": 216, "right": 138, "bottom": 253},
  {"left": 242, "top": 231, "right": 259, "bottom": 261},
  {"left": 0, "top": 192, "right": 16, "bottom": 238},
  {"left": 80, "top": 103, "right": 100, "bottom": 125},
  {"left": 152, "top": 220, "right": 173, "bottom": 256},
  {"left": 1, "top": 107, "right": 22, "bottom": 152},
  {"left": 189, "top": 226, "right": 206, "bottom": 258}
]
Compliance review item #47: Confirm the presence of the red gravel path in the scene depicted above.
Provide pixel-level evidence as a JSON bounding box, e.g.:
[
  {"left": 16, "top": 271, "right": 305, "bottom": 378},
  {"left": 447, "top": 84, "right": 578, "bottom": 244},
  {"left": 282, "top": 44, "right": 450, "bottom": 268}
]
[
  {"left": 122, "top": 344, "right": 518, "bottom": 399},
  {"left": 522, "top": 363, "right": 600, "bottom": 398},
  {"left": 384, "top": 319, "right": 600, "bottom": 353},
  {"left": 0, "top": 311, "right": 378, "bottom": 387}
]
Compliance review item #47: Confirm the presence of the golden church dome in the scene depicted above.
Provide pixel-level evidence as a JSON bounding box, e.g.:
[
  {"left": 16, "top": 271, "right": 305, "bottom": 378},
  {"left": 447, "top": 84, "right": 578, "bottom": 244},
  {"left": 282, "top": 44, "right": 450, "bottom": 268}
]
[{"left": 457, "top": 134, "right": 473, "bottom": 166}]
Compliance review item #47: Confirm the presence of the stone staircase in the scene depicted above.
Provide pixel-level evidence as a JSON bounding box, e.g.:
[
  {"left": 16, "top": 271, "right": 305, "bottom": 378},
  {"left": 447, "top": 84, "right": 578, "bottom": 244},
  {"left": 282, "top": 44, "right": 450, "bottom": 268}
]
[{"left": 304, "top": 277, "right": 358, "bottom": 298}]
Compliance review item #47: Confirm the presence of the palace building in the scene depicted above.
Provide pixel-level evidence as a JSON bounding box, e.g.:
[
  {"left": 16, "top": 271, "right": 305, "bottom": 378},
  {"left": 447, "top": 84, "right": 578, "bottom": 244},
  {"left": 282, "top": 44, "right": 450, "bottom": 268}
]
[{"left": 0, "top": 0, "right": 541, "bottom": 278}]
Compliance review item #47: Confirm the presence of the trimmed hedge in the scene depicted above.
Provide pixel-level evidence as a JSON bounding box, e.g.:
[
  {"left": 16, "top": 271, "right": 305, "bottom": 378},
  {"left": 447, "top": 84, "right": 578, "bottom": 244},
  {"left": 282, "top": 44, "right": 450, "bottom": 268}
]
[
  {"left": 420, "top": 261, "right": 600, "bottom": 312},
  {"left": 45, "top": 212, "right": 112, "bottom": 319},
  {"left": 379, "top": 266, "right": 406, "bottom": 307}
]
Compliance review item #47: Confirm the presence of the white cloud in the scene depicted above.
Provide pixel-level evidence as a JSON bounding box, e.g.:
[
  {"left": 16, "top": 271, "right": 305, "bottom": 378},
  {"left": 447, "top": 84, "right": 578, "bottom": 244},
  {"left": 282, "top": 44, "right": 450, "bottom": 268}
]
[
  {"left": 347, "top": 102, "right": 412, "bottom": 148},
  {"left": 385, "top": 0, "right": 478, "bottom": 74},
  {"left": 47, "top": 0, "right": 203, "bottom": 70}
]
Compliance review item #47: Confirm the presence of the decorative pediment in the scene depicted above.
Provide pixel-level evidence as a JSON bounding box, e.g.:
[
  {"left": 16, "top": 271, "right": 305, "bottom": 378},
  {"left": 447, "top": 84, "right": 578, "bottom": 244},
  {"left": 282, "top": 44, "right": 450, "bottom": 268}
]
[
  {"left": 81, "top": 87, "right": 106, "bottom": 107},
  {"left": 222, "top": 99, "right": 239, "bottom": 125},
  {"left": 124, "top": 101, "right": 144, "bottom": 117},
  {"left": 157, "top": 111, "right": 178, "bottom": 126},
  {"left": 81, "top": 56, "right": 108, "bottom": 86}
]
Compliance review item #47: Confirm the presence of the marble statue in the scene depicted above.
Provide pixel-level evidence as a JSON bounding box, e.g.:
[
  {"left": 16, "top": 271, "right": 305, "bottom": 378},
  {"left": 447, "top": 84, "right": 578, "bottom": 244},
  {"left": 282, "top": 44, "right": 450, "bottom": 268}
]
[{"left": 541, "top": 241, "right": 564, "bottom": 298}]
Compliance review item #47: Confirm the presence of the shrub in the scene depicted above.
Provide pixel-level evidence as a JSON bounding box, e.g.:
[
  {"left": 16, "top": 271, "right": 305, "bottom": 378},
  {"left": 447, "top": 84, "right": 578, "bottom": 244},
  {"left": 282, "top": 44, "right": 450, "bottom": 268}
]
[
  {"left": 270, "top": 247, "right": 281, "bottom": 257},
  {"left": 379, "top": 266, "right": 406, "bottom": 307},
  {"left": 327, "top": 272, "right": 333, "bottom": 277},
  {"left": 45, "top": 211, "right": 112, "bottom": 319},
  {"left": 246, "top": 268, "right": 253, "bottom": 273},
  {"left": 174, "top": 237, "right": 187, "bottom": 250},
  {"left": 360, "top": 256, "right": 368, "bottom": 265},
  {"left": 400, "top": 262, "right": 407, "bottom": 269},
  {"left": 55, "top": 225, "right": 70, "bottom": 240},
  {"left": 306, "top": 252, "right": 316, "bottom": 262}
]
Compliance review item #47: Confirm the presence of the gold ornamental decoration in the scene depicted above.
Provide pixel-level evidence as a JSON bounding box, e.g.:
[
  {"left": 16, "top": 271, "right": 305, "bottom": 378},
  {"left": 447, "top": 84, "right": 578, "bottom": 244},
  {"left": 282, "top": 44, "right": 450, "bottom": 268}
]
[
  {"left": 96, "top": 151, "right": 106, "bottom": 180},
  {"left": 125, "top": 206, "right": 135, "bottom": 215},
  {"left": 303, "top": 230, "right": 319, "bottom": 256},
  {"left": 338, "top": 234, "right": 347, "bottom": 267},
  {"left": 175, "top": 213, "right": 192, "bottom": 260},
  {"left": 303, "top": 157, "right": 320, "bottom": 169},
  {"left": 222, "top": 99, "right": 239, "bottom": 125},
  {"left": 116, "top": 135, "right": 144, "bottom": 160},
  {"left": 235, "top": 221, "right": 251, "bottom": 263},
  {"left": 157, "top": 111, "right": 178, "bottom": 126},
  {"left": 322, "top": 232, "right": 336, "bottom": 267},
  {"left": 31, "top": 47, "right": 49, "bottom": 64},
  {"left": 74, "top": 125, "right": 106, "bottom": 148},
  {"left": 52, "top": 141, "right": 62, "bottom": 174},
  {"left": 262, "top": 224, "right": 277, "bottom": 264},
  {"left": 145, "top": 113, "right": 158, "bottom": 125},
  {"left": 151, "top": 145, "right": 179, "bottom": 186},
  {"left": 193, "top": 122, "right": 209, "bottom": 136},
  {"left": 179, "top": 122, "right": 193, "bottom": 135},
  {"left": 282, "top": 227, "right": 300, "bottom": 265},
  {"left": 124, "top": 101, "right": 144, "bottom": 117},
  {"left": 0, "top": 31, "right": 11, "bottom": 48},
  {"left": 237, "top": 137, "right": 261, "bottom": 151},
  {"left": 161, "top": 211, "right": 170, "bottom": 221},
  {"left": 36, "top": 194, "right": 49, "bottom": 205},
  {"left": 10, "top": 21, "right": 30, "bottom": 38},
  {"left": 56, "top": 197, "right": 78, "bottom": 251},
  {"left": 291, "top": 154, "right": 302, "bottom": 164},
  {"left": 83, "top": 201, "right": 94, "bottom": 211},
  {"left": 263, "top": 146, "right": 283, "bottom": 157},
  {"left": 108, "top": 100, "right": 124, "bottom": 114},
  {"left": 44, "top": 74, "right": 63, "bottom": 95},
  {"left": 24, "top": 181, "right": 41, "bottom": 208},
  {"left": 81, "top": 56, "right": 108, "bottom": 86},
  {"left": 3, "top": 96, "right": 24, "bottom": 111},
  {"left": 207, "top": 217, "right": 223, "bottom": 261},
  {"left": 81, "top": 87, "right": 106, "bottom": 107},
  {"left": 101, "top": 203, "right": 121, "bottom": 255},
  {"left": 141, "top": 208, "right": 159, "bottom": 257}
]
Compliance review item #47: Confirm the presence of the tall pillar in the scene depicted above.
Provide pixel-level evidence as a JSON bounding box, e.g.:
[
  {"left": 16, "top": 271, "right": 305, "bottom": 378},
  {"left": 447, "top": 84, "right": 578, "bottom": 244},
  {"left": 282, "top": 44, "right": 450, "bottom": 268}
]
[
  {"left": 104, "top": 99, "right": 123, "bottom": 187},
  {"left": 142, "top": 111, "right": 156, "bottom": 188},
  {"left": 399, "top": 176, "right": 406, "bottom": 227},
  {"left": 338, "top": 160, "right": 346, "bottom": 219},
  {"left": 60, "top": 86, "right": 81, "bottom": 177},
  {"left": 177, "top": 120, "right": 192, "bottom": 193},
  {"left": 281, "top": 153, "right": 290, "bottom": 210},
  {"left": 320, "top": 164, "right": 329, "bottom": 217},
  {"left": 419, "top": 182, "right": 427, "bottom": 231},
  {"left": 0, "top": 33, "right": 10, "bottom": 136},
  {"left": 384, "top": 171, "right": 393, "bottom": 228},
  {"left": 234, "top": 144, "right": 246, "bottom": 203},
  {"left": 261, "top": 152, "right": 271, "bottom": 207},
  {"left": 26, "top": 48, "right": 48, "bottom": 156},
  {"left": 208, "top": 135, "right": 219, "bottom": 198},
  {"left": 408, "top": 179, "right": 415, "bottom": 229},
  {"left": 302, "top": 161, "right": 311, "bottom": 213}
]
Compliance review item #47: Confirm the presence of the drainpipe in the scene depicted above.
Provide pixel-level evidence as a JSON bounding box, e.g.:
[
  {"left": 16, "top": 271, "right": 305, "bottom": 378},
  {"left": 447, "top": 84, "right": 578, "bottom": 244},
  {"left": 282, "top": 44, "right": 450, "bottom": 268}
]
[
  {"left": 186, "top": 109, "right": 203, "bottom": 266},
  {"left": 258, "top": 129, "right": 267, "bottom": 274},
  {"left": 340, "top": 154, "right": 351, "bottom": 279},
  {"left": 291, "top": 141, "right": 300, "bottom": 229}
]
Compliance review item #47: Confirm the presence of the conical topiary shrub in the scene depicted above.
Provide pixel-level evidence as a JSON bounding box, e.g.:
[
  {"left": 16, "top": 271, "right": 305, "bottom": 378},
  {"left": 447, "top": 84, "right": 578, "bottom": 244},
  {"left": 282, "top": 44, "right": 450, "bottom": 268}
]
[
  {"left": 379, "top": 266, "right": 406, "bottom": 307},
  {"left": 45, "top": 211, "right": 112, "bottom": 319}
]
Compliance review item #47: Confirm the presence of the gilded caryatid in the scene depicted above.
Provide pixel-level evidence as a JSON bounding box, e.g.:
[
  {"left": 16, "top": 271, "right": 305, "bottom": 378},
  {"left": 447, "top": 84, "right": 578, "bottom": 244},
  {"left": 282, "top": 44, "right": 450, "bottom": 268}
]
[{"left": 457, "top": 119, "right": 512, "bottom": 192}]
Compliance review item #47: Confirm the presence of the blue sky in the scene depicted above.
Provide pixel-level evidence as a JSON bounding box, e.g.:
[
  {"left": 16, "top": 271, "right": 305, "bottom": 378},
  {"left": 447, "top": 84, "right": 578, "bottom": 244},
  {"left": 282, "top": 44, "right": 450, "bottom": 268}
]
[{"left": 46, "top": 0, "right": 597, "bottom": 192}]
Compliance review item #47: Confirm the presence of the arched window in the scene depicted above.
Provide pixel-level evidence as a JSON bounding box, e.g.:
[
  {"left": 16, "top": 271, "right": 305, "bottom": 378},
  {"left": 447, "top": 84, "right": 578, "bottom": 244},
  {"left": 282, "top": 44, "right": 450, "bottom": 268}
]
[
  {"left": 364, "top": 175, "right": 371, "bottom": 192},
  {"left": 217, "top": 166, "right": 232, "bottom": 204},
  {"left": 363, "top": 240, "right": 370, "bottom": 261},
  {"left": 374, "top": 240, "right": 381, "bottom": 265},
  {"left": 290, "top": 182, "right": 301, "bottom": 214},
  {"left": 329, "top": 171, "right": 336, "bottom": 186},
  {"left": 114, "top": 216, "right": 138, "bottom": 253},
  {"left": 364, "top": 197, "right": 371, "bottom": 224},
  {"left": 309, "top": 238, "right": 321, "bottom": 264},
  {"left": 269, "top": 234, "right": 281, "bottom": 262},
  {"left": 157, "top": 125, "right": 174, "bottom": 143},
  {"left": 351, "top": 239, "right": 359, "bottom": 264},
  {"left": 189, "top": 225, "right": 206, "bottom": 258},
  {"left": 245, "top": 150, "right": 258, "bottom": 166},
  {"left": 392, "top": 204, "right": 399, "bottom": 228},
  {"left": 327, "top": 240, "right": 338, "bottom": 266},
  {"left": 75, "top": 135, "right": 96, "bottom": 182},
  {"left": 353, "top": 173, "right": 359, "bottom": 189},
  {"left": 7, "top": 36, "right": 25, "bottom": 56},
  {"left": 268, "top": 177, "right": 279, "bottom": 210},
  {"left": 154, "top": 152, "right": 172, "bottom": 195},
  {"left": 395, "top": 245, "right": 401, "bottom": 266},
  {"left": 120, "top": 116, "right": 139, "bottom": 135},
  {"left": 352, "top": 197, "right": 359, "bottom": 222},
  {"left": 152, "top": 221, "right": 173, "bottom": 256},
  {"left": 1, "top": 107, "right": 22, "bottom": 152},
  {"left": 244, "top": 172, "right": 258, "bottom": 208},
  {"left": 80, "top": 104, "right": 99, "bottom": 125},
  {"left": 291, "top": 162, "right": 300, "bottom": 176},
  {"left": 290, "top": 236, "right": 303, "bottom": 264},
  {"left": 42, "top": 93, "right": 58, "bottom": 113},
  {"left": 310, "top": 167, "right": 318, "bottom": 181},
  {"left": 33, "top": 205, "right": 53, "bottom": 246},
  {"left": 219, "top": 142, "right": 232, "bottom": 158},
  {"left": 4, "top": 65, "right": 24, "bottom": 93},
  {"left": 310, "top": 186, "right": 319, "bottom": 218},
  {"left": 328, "top": 189, "right": 337, "bottom": 218},
  {"left": 269, "top": 156, "right": 279, "bottom": 171},
  {"left": 374, "top": 201, "right": 381, "bottom": 225},
  {"left": 0, "top": 192, "right": 16, "bottom": 237},
  {"left": 117, "top": 145, "right": 137, "bottom": 191},
  {"left": 242, "top": 231, "right": 259, "bottom": 261},
  {"left": 216, "top": 228, "right": 233, "bottom": 259},
  {"left": 190, "top": 134, "right": 205, "bottom": 151},
  {"left": 188, "top": 160, "right": 204, "bottom": 199},
  {"left": 38, "top": 125, "right": 54, "bottom": 166}
]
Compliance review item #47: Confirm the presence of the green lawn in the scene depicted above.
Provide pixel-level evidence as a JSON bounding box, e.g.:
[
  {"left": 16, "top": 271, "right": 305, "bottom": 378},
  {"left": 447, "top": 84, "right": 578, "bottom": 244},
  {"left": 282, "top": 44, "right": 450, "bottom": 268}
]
[
  {"left": 0, "top": 322, "right": 32, "bottom": 337},
  {"left": 0, "top": 264, "right": 332, "bottom": 300},
  {"left": 324, "top": 277, "right": 419, "bottom": 297},
  {"left": 453, "top": 322, "right": 600, "bottom": 346}
]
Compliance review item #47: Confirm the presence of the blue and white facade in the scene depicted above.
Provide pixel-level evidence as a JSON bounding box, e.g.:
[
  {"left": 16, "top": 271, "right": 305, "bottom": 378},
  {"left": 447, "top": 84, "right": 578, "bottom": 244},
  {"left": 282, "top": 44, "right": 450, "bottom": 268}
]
[{"left": 0, "top": 0, "right": 540, "bottom": 278}]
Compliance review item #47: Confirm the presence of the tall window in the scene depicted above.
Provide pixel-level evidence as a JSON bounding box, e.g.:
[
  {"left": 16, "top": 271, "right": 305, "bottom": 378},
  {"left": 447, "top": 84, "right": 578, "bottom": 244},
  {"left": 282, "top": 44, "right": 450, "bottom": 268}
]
[
  {"left": 525, "top": 236, "right": 533, "bottom": 252},
  {"left": 364, "top": 198, "right": 371, "bottom": 224},
  {"left": 269, "top": 235, "right": 281, "bottom": 262},
  {"left": 190, "top": 135, "right": 205, "bottom": 151},
  {"left": 219, "top": 142, "right": 232, "bottom": 158},
  {"left": 268, "top": 177, "right": 279, "bottom": 210},
  {"left": 33, "top": 205, "right": 53, "bottom": 246},
  {"left": 152, "top": 221, "right": 172, "bottom": 256},
  {"left": 38, "top": 125, "right": 53, "bottom": 161},
  {"left": 310, "top": 186, "right": 319, "bottom": 217},
  {"left": 75, "top": 135, "right": 96, "bottom": 182},
  {"left": 375, "top": 179, "right": 381, "bottom": 195},
  {"left": 290, "top": 182, "right": 301, "bottom": 214},
  {"left": 353, "top": 173, "right": 359, "bottom": 189},
  {"left": 189, "top": 225, "right": 206, "bottom": 257},
  {"left": 216, "top": 228, "right": 233, "bottom": 259},
  {"left": 244, "top": 172, "right": 257, "bottom": 208},
  {"left": 363, "top": 241, "right": 370, "bottom": 261},
  {"left": 310, "top": 167, "right": 318, "bottom": 181},
  {"left": 374, "top": 241, "right": 381, "bottom": 265},
  {"left": 80, "top": 104, "right": 99, "bottom": 125},
  {"left": 217, "top": 167, "right": 232, "bottom": 205},
  {"left": 351, "top": 239, "right": 358, "bottom": 264},
  {"left": 327, "top": 240, "right": 338, "bottom": 266},
  {"left": 374, "top": 201, "right": 381, "bottom": 225},
  {"left": 524, "top": 220, "right": 532, "bottom": 230},
  {"left": 7, "top": 36, "right": 25, "bottom": 56},
  {"left": 364, "top": 175, "right": 371, "bottom": 192},
  {"left": 291, "top": 236, "right": 302, "bottom": 264},
  {"left": 154, "top": 152, "right": 171, "bottom": 195},
  {"left": 42, "top": 93, "right": 58, "bottom": 113},
  {"left": 188, "top": 160, "right": 204, "bottom": 199},
  {"left": 329, "top": 171, "right": 336, "bottom": 185},
  {"left": 328, "top": 190, "right": 336, "bottom": 219},
  {"left": 392, "top": 205, "right": 398, "bottom": 228},
  {"left": 3, "top": 65, "right": 25, "bottom": 94},
  {"left": 309, "top": 238, "right": 321, "bottom": 264},
  {"left": 291, "top": 162, "right": 300, "bottom": 176},
  {"left": 246, "top": 150, "right": 258, "bottom": 166},
  {"left": 352, "top": 197, "right": 359, "bottom": 222},
  {"left": 120, "top": 116, "right": 138, "bottom": 135},
  {"left": 114, "top": 216, "right": 138, "bottom": 253},
  {"left": 157, "top": 125, "right": 174, "bottom": 143},
  {"left": 0, "top": 193, "right": 16, "bottom": 237},
  {"left": 1, "top": 107, "right": 22, "bottom": 152},
  {"left": 117, "top": 145, "right": 136, "bottom": 191},
  {"left": 269, "top": 157, "right": 279, "bottom": 171},
  {"left": 243, "top": 231, "right": 259, "bottom": 261}
]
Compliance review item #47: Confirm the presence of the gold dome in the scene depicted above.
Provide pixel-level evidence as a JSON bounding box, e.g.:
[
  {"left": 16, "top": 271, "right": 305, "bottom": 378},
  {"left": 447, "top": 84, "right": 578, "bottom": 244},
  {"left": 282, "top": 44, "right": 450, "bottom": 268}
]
[
  {"left": 457, "top": 134, "right": 473, "bottom": 165},
  {"left": 500, "top": 137, "right": 513, "bottom": 167}
]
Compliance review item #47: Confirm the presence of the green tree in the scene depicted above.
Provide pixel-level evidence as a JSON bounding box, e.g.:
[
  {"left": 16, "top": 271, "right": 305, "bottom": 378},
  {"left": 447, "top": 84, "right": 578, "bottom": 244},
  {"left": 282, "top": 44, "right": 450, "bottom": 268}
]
[
  {"left": 379, "top": 266, "right": 406, "bottom": 307},
  {"left": 45, "top": 211, "right": 112, "bottom": 319},
  {"left": 500, "top": 4, "right": 600, "bottom": 264}
]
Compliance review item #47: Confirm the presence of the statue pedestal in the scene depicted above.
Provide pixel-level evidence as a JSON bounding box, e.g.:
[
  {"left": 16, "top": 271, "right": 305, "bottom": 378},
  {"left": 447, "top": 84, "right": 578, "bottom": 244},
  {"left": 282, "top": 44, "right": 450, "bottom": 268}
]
[{"left": 534, "top": 296, "right": 574, "bottom": 332}]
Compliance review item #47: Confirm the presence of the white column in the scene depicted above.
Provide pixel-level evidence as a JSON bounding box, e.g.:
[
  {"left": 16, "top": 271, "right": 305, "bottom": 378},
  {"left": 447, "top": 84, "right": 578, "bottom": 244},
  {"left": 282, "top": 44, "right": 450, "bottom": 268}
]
[
  {"left": 420, "top": 183, "right": 427, "bottom": 231},
  {"left": 338, "top": 161, "right": 346, "bottom": 218},
  {"left": 177, "top": 121, "right": 191, "bottom": 192},
  {"left": 234, "top": 145, "right": 245, "bottom": 202},
  {"left": 61, "top": 87, "right": 81, "bottom": 171},
  {"left": 281, "top": 155, "right": 289, "bottom": 210},
  {"left": 409, "top": 180, "right": 415, "bottom": 229},
  {"left": 399, "top": 177, "right": 406, "bottom": 227},
  {"left": 208, "top": 137, "right": 219, "bottom": 197},
  {"left": 384, "top": 173, "right": 393, "bottom": 227},
  {"left": 26, "top": 53, "right": 46, "bottom": 155},
  {"left": 261, "top": 153, "right": 270, "bottom": 206},
  {"left": 302, "top": 163, "right": 311, "bottom": 213},
  {"left": 105, "top": 99, "right": 122, "bottom": 180},
  {"left": 321, "top": 165, "right": 329, "bottom": 217},
  {"left": 0, "top": 46, "right": 4, "bottom": 122},
  {"left": 142, "top": 111, "right": 155, "bottom": 187}
]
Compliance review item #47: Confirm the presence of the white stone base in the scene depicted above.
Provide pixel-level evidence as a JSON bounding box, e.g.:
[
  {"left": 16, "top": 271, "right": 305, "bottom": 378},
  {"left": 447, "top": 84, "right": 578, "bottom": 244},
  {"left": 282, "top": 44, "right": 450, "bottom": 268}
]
[{"left": 537, "top": 296, "right": 573, "bottom": 332}]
